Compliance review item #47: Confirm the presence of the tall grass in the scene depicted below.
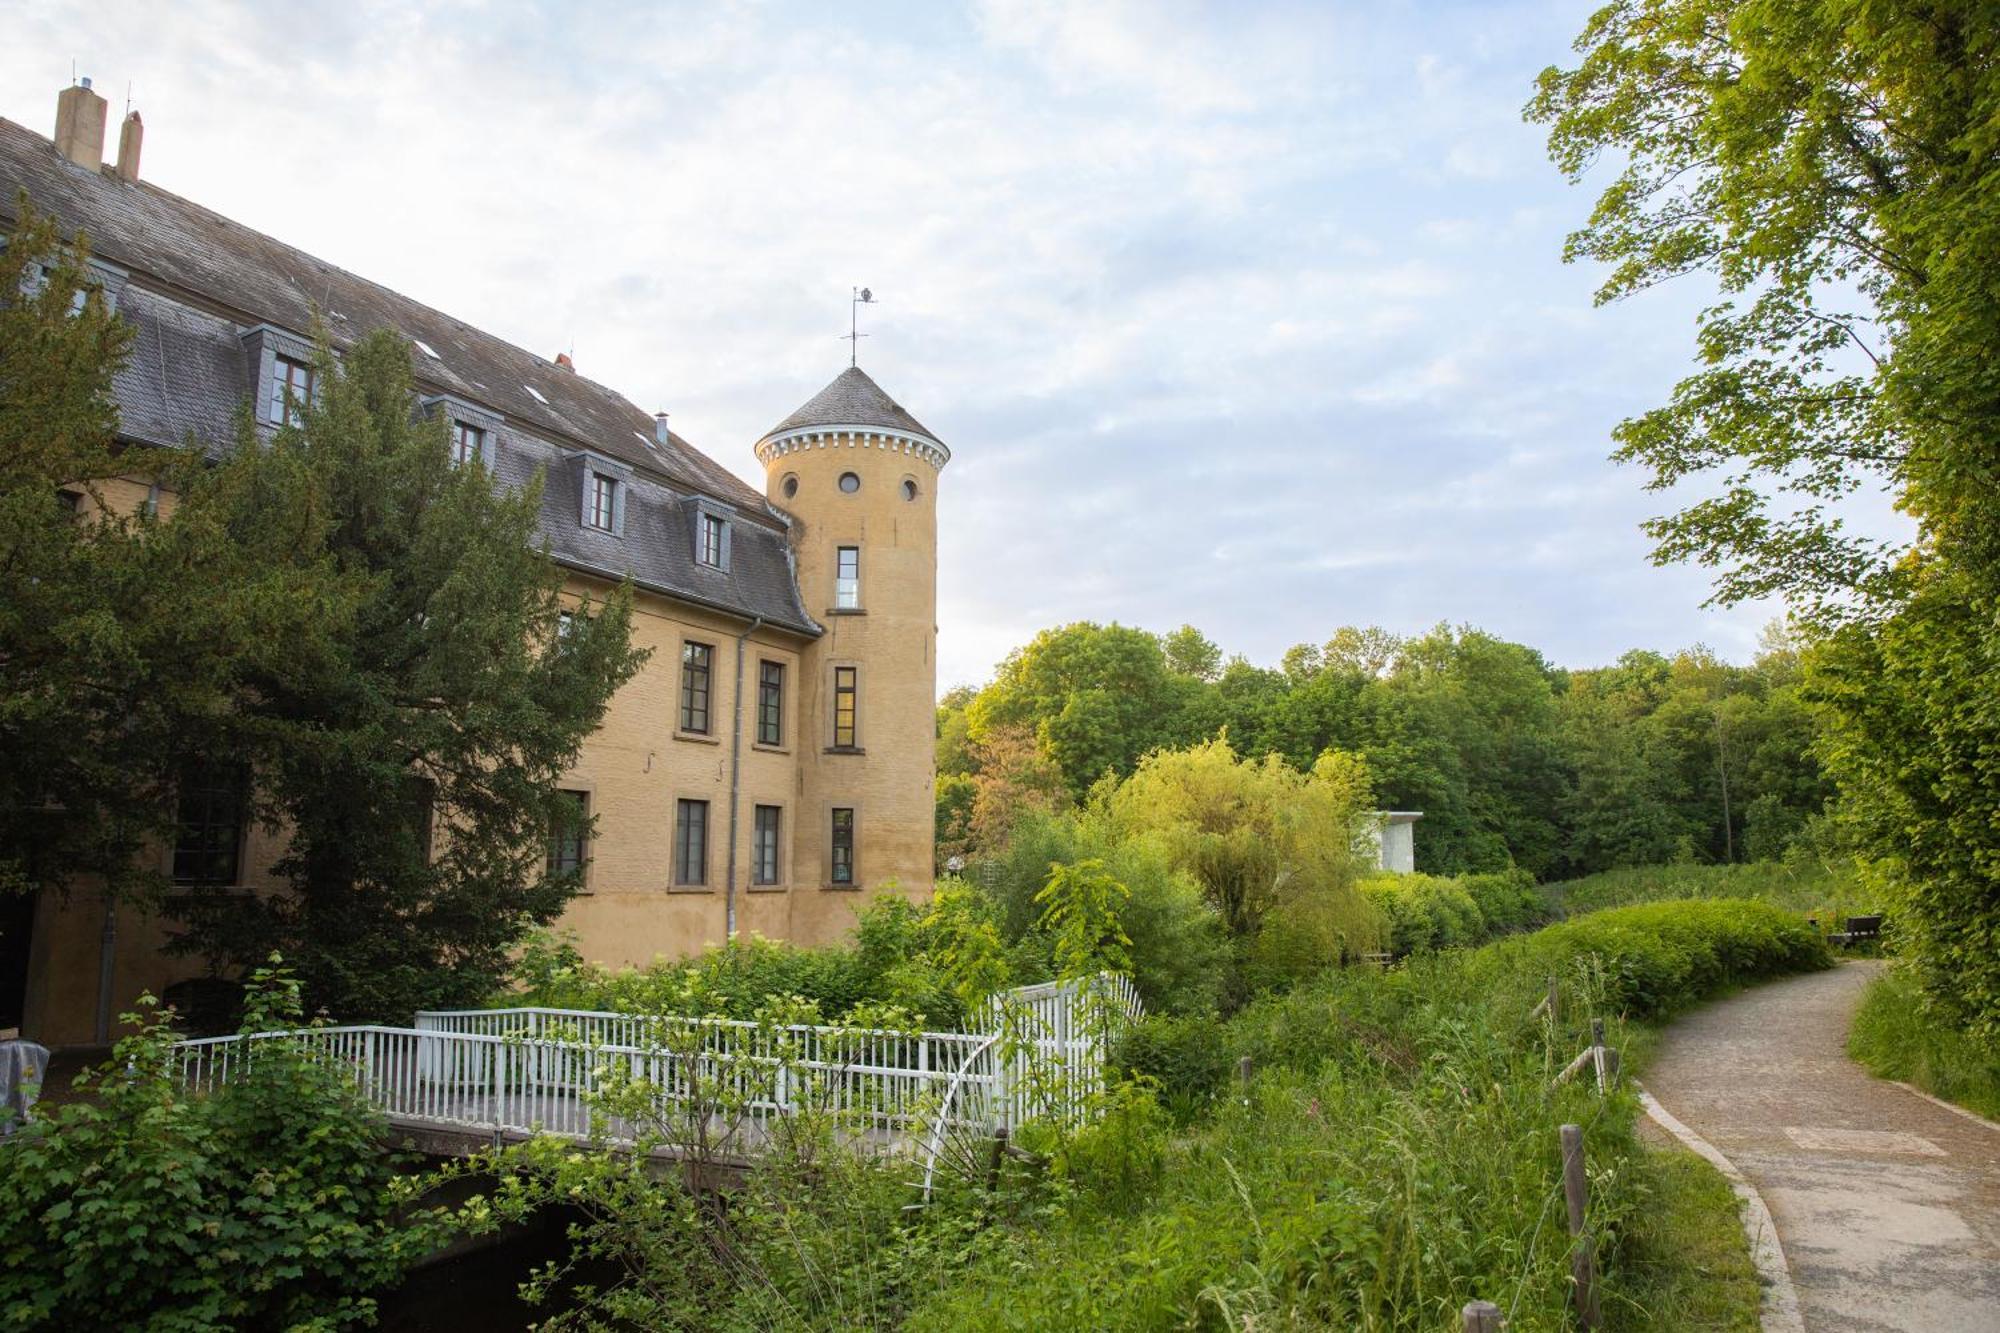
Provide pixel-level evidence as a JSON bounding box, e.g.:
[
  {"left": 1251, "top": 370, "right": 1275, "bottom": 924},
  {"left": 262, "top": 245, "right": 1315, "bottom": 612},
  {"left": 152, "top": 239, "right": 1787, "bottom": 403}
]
[
  {"left": 1541, "top": 861, "right": 1873, "bottom": 925},
  {"left": 908, "top": 900, "right": 1828, "bottom": 1330},
  {"left": 1848, "top": 965, "right": 2000, "bottom": 1121}
]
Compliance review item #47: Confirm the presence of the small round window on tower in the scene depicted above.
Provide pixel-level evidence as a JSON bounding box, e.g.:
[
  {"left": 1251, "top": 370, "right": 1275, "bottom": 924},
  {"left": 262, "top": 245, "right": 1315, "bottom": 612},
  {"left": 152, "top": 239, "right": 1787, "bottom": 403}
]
[
  {"left": 782, "top": 473, "right": 798, "bottom": 499},
  {"left": 838, "top": 471, "right": 861, "bottom": 494},
  {"left": 902, "top": 478, "right": 919, "bottom": 501}
]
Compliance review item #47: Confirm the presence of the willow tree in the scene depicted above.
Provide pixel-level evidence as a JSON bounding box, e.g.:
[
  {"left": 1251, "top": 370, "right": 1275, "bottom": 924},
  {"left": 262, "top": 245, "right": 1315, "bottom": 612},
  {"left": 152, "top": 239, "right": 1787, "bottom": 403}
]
[{"left": 1531, "top": 3, "right": 2000, "bottom": 1033}]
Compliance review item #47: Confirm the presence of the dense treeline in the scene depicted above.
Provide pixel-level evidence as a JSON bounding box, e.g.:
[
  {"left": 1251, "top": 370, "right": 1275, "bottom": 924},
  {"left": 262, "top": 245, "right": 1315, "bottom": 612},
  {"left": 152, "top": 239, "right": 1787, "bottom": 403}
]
[{"left": 938, "top": 620, "right": 1831, "bottom": 881}]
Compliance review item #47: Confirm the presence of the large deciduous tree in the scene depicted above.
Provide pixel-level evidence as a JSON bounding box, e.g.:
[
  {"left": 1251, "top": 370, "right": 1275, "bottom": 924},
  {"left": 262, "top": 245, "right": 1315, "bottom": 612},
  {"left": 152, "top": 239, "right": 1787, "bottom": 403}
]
[
  {"left": 1532, "top": 2, "right": 2000, "bottom": 1034},
  {"left": 166, "top": 330, "right": 647, "bottom": 1020}
]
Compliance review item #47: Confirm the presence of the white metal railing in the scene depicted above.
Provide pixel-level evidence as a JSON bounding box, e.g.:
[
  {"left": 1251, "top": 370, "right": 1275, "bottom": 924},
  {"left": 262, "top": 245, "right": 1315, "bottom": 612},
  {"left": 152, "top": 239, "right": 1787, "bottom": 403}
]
[{"left": 169, "top": 975, "right": 1141, "bottom": 1157}]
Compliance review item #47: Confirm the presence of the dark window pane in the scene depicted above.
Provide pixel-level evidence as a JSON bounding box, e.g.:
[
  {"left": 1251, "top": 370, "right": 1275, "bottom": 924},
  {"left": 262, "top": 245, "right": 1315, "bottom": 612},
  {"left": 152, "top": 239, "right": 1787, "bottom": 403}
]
[
  {"left": 675, "top": 799, "right": 709, "bottom": 886},
  {"left": 753, "top": 805, "right": 781, "bottom": 885},
  {"left": 830, "top": 807, "right": 854, "bottom": 885},
  {"left": 700, "top": 513, "right": 725, "bottom": 567},
  {"left": 681, "top": 641, "right": 712, "bottom": 733},
  {"left": 173, "top": 762, "right": 247, "bottom": 886},
  {"left": 757, "top": 660, "right": 784, "bottom": 746},
  {"left": 548, "top": 789, "right": 588, "bottom": 877}
]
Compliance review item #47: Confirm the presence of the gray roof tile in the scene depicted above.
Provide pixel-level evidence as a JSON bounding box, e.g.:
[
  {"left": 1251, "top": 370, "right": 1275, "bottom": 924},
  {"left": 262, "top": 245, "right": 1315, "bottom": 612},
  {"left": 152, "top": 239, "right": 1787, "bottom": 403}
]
[
  {"left": 0, "top": 116, "right": 818, "bottom": 636},
  {"left": 766, "top": 365, "right": 941, "bottom": 442}
]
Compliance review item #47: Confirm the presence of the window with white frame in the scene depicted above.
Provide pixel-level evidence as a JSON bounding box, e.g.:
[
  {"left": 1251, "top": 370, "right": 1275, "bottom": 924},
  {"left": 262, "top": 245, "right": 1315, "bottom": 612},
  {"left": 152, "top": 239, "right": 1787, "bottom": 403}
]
[
  {"left": 587, "top": 471, "right": 618, "bottom": 531},
  {"left": 753, "top": 805, "right": 782, "bottom": 885},
  {"left": 699, "top": 512, "right": 726, "bottom": 568},
  {"left": 270, "top": 355, "right": 313, "bottom": 427},
  {"left": 452, "top": 420, "right": 485, "bottom": 466},
  {"left": 835, "top": 546, "right": 860, "bottom": 609}
]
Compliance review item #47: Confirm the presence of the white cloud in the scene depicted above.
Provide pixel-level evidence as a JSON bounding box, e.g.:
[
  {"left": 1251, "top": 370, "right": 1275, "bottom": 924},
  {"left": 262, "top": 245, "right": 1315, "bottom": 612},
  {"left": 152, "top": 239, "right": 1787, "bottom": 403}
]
[{"left": 0, "top": 0, "right": 1909, "bottom": 689}]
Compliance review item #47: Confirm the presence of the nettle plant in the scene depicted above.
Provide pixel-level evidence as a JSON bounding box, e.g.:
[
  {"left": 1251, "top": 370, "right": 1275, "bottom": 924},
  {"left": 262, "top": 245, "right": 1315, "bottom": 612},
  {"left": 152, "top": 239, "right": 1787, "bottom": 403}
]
[{"left": 0, "top": 959, "right": 452, "bottom": 1332}]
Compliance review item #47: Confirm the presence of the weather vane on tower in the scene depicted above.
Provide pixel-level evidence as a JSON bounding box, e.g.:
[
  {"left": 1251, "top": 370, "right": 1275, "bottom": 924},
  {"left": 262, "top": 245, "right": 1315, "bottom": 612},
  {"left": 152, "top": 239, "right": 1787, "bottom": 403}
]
[{"left": 843, "top": 286, "right": 876, "bottom": 367}]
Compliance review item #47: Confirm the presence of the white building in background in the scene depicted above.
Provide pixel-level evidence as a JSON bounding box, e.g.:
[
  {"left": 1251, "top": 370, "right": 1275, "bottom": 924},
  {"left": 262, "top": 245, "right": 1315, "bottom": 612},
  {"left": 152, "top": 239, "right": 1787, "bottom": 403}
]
[{"left": 1367, "top": 812, "right": 1423, "bottom": 874}]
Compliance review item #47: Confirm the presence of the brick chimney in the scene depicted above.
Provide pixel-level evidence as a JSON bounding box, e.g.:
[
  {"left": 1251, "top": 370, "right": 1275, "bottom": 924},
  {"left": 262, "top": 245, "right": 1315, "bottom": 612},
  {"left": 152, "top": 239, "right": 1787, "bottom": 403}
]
[
  {"left": 554, "top": 351, "right": 575, "bottom": 371},
  {"left": 115, "top": 110, "right": 143, "bottom": 181},
  {"left": 54, "top": 79, "right": 108, "bottom": 170}
]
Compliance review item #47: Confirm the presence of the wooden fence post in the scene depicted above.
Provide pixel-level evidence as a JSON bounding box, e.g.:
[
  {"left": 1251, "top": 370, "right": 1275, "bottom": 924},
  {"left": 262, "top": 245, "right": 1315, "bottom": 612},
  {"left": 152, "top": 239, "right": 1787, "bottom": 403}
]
[
  {"left": 984, "top": 1125, "right": 1009, "bottom": 1196},
  {"left": 1462, "top": 1298, "right": 1504, "bottom": 1332},
  {"left": 1560, "top": 1123, "right": 1600, "bottom": 1329},
  {"left": 1237, "top": 1055, "right": 1254, "bottom": 1087},
  {"left": 1547, "top": 976, "right": 1559, "bottom": 1028}
]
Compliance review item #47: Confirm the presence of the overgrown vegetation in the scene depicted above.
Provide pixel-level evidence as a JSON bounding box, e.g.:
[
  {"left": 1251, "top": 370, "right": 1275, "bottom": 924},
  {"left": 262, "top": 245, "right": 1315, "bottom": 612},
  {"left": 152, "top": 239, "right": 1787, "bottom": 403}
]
[
  {"left": 1541, "top": 860, "right": 1874, "bottom": 925},
  {"left": 1849, "top": 965, "right": 2000, "bottom": 1122},
  {"left": 0, "top": 963, "right": 449, "bottom": 1330},
  {"left": 1531, "top": 0, "right": 2000, "bottom": 1040},
  {"left": 939, "top": 622, "right": 1832, "bottom": 883},
  {"left": 908, "top": 901, "right": 1826, "bottom": 1329}
]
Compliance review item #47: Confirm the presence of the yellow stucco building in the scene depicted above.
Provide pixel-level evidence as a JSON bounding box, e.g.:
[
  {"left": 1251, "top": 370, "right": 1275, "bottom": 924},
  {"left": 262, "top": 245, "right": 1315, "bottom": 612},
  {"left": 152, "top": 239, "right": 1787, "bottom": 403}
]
[{"left": 2, "top": 84, "right": 945, "bottom": 1047}]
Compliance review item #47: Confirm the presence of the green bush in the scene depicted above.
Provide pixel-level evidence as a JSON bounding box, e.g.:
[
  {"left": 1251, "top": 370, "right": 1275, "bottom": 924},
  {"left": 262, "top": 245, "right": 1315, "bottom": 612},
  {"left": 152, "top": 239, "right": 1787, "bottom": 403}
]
[
  {"left": 909, "top": 898, "right": 1829, "bottom": 1329},
  {"left": 1848, "top": 964, "right": 2000, "bottom": 1120},
  {"left": 1541, "top": 860, "right": 1872, "bottom": 925},
  {"left": 0, "top": 965, "right": 447, "bottom": 1330},
  {"left": 1462, "top": 867, "right": 1546, "bottom": 935},
  {"left": 1114, "top": 1012, "right": 1232, "bottom": 1119},
  {"left": 1362, "top": 872, "right": 1486, "bottom": 954}
]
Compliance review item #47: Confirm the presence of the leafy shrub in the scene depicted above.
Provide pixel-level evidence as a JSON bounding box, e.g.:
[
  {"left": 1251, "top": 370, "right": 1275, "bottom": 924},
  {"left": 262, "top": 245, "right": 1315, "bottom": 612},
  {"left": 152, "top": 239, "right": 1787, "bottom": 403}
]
[
  {"left": 1362, "top": 872, "right": 1486, "bottom": 954},
  {"left": 1115, "top": 1012, "right": 1232, "bottom": 1119},
  {"left": 1541, "top": 860, "right": 1871, "bottom": 924},
  {"left": 909, "top": 898, "right": 1830, "bottom": 1330},
  {"left": 1848, "top": 964, "right": 2000, "bottom": 1120},
  {"left": 0, "top": 964, "right": 447, "bottom": 1330},
  {"left": 1461, "top": 867, "right": 1546, "bottom": 935}
]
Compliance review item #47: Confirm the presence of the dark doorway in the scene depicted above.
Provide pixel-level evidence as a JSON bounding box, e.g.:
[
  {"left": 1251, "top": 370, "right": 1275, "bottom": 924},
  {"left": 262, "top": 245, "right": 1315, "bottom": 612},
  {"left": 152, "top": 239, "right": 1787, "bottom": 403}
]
[{"left": 0, "top": 888, "right": 35, "bottom": 1031}]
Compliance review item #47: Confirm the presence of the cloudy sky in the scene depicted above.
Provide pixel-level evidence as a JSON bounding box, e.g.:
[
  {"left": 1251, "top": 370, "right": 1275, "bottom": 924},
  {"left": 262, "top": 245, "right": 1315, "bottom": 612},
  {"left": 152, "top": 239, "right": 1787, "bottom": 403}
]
[{"left": 1, "top": 1, "right": 1903, "bottom": 689}]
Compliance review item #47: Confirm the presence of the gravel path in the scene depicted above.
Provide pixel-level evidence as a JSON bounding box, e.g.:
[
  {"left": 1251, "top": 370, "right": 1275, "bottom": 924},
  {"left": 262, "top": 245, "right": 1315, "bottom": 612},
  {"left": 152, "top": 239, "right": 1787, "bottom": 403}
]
[{"left": 1645, "top": 961, "right": 2000, "bottom": 1332}]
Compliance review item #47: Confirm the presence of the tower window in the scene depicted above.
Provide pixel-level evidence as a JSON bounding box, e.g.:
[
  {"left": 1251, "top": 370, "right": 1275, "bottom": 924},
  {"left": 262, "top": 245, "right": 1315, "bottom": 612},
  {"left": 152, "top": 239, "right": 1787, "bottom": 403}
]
[
  {"left": 838, "top": 471, "right": 860, "bottom": 493},
  {"left": 832, "top": 666, "right": 858, "bottom": 748},
  {"left": 674, "top": 798, "right": 709, "bottom": 886},
  {"left": 753, "top": 805, "right": 782, "bottom": 885},
  {"left": 830, "top": 807, "right": 855, "bottom": 886},
  {"left": 270, "top": 354, "right": 313, "bottom": 426},
  {"left": 835, "top": 546, "right": 860, "bottom": 610},
  {"left": 782, "top": 474, "right": 799, "bottom": 499},
  {"left": 680, "top": 641, "right": 713, "bottom": 734},
  {"left": 452, "top": 421, "right": 485, "bottom": 467},
  {"left": 757, "top": 660, "right": 784, "bottom": 746},
  {"left": 902, "top": 478, "right": 919, "bottom": 501},
  {"left": 547, "top": 790, "right": 588, "bottom": 878},
  {"left": 699, "top": 512, "right": 726, "bottom": 568},
  {"left": 587, "top": 472, "right": 618, "bottom": 531}
]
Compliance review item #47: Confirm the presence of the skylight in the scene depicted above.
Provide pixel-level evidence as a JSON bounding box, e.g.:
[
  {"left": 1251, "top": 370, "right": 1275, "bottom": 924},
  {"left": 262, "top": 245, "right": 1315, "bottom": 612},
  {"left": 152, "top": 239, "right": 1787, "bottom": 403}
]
[
  {"left": 525, "top": 384, "right": 549, "bottom": 405},
  {"left": 413, "top": 338, "right": 440, "bottom": 359}
]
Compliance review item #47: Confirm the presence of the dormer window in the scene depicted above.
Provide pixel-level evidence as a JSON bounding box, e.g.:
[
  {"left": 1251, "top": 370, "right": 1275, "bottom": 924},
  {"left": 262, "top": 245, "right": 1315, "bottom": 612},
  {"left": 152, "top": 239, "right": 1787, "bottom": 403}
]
[
  {"left": 271, "top": 355, "right": 313, "bottom": 427},
  {"left": 699, "top": 512, "right": 726, "bottom": 568},
  {"left": 587, "top": 471, "right": 619, "bottom": 531},
  {"left": 452, "top": 421, "right": 485, "bottom": 467}
]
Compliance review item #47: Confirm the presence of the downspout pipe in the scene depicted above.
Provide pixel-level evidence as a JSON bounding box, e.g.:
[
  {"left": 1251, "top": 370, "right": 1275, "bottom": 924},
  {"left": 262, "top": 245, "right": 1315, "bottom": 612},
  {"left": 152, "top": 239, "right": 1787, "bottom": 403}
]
[{"left": 724, "top": 615, "right": 764, "bottom": 939}]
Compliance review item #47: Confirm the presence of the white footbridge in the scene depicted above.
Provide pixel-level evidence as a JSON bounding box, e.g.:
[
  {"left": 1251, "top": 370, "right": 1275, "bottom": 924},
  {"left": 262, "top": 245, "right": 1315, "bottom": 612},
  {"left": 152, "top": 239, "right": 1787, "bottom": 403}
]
[{"left": 172, "top": 975, "right": 1141, "bottom": 1182}]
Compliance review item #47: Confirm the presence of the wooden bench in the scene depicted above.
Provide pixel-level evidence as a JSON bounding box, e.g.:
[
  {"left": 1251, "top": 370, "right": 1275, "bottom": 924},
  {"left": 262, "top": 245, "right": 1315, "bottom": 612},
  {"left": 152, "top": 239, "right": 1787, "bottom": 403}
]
[{"left": 1828, "top": 914, "right": 1883, "bottom": 947}]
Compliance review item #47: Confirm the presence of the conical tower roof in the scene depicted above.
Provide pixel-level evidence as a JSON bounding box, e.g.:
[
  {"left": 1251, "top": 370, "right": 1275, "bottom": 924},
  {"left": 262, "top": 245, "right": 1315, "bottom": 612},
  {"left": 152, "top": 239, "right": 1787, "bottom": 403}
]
[{"left": 765, "top": 366, "right": 940, "bottom": 443}]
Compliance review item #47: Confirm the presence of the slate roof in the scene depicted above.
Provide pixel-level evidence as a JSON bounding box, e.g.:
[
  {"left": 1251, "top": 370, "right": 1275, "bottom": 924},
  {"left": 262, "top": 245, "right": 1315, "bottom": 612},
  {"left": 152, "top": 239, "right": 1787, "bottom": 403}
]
[
  {"left": 765, "top": 365, "right": 941, "bottom": 444},
  {"left": 0, "top": 116, "right": 818, "bottom": 636}
]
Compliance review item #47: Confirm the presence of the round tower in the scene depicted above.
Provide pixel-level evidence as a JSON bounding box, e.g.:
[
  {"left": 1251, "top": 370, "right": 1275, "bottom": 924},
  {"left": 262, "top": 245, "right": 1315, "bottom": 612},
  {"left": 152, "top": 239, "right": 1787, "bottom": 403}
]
[{"left": 755, "top": 367, "right": 948, "bottom": 932}]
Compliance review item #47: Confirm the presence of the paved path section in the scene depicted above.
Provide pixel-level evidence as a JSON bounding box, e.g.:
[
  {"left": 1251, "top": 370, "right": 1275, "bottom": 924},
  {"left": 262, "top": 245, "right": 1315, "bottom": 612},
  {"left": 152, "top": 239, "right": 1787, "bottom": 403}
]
[{"left": 1646, "top": 962, "right": 2000, "bottom": 1332}]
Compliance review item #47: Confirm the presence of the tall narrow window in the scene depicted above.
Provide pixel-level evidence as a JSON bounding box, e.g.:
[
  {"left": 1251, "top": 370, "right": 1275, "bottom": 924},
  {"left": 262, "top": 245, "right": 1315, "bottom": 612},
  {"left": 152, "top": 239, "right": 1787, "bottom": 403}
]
[
  {"left": 587, "top": 472, "right": 618, "bottom": 531},
  {"left": 452, "top": 421, "right": 485, "bottom": 466},
  {"left": 834, "top": 546, "right": 860, "bottom": 609},
  {"left": 830, "top": 808, "right": 855, "bottom": 886},
  {"left": 680, "top": 641, "right": 713, "bottom": 734},
  {"left": 548, "top": 789, "right": 588, "bottom": 878},
  {"left": 675, "top": 798, "right": 710, "bottom": 886},
  {"left": 271, "top": 355, "right": 313, "bottom": 426},
  {"left": 699, "top": 512, "right": 726, "bottom": 568},
  {"left": 173, "top": 762, "right": 247, "bottom": 886},
  {"left": 757, "top": 660, "right": 784, "bottom": 746},
  {"left": 753, "top": 805, "right": 782, "bottom": 885},
  {"left": 832, "top": 666, "right": 857, "bottom": 748}
]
